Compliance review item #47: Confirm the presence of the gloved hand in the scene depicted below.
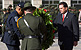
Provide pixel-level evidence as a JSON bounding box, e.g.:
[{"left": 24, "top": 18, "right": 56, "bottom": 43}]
[
  {"left": 19, "top": 34, "right": 25, "bottom": 40},
  {"left": 11, "top": 33, "right": 17, "bottom": 40}
]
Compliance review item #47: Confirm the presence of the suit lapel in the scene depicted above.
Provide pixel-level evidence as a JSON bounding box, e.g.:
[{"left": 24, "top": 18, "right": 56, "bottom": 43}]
[{"left": 59, "top": 14, "right": 63, "bottom": 24}]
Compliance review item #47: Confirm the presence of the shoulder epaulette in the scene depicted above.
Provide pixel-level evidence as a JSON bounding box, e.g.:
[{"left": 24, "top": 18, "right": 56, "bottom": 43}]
[{"left": 17, "top": 17, "right": 22, "bottom": 28}]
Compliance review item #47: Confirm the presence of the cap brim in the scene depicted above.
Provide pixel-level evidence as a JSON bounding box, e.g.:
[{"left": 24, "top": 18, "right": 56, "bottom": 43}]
[{"left": 23, "top": 6, "right": 36, "bottom": 10}]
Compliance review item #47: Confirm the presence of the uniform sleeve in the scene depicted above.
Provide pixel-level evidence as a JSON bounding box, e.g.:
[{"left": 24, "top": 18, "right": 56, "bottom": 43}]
[
  {"left": 10, "top": 17, "right": 21, "bottom": 37},
  {"left": 38, "top": 17, "right": 47, "bottom": 35},
  {"left": 3, "top": 14, "right": 8, "bottom": 24},
  {"left": 72, "top": 15, "right": 79, "bottom": 41}
]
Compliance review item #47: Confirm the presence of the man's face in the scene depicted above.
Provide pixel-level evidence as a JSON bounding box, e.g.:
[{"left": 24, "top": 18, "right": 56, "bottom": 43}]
[
  {"left": 19, "top": 10, "right": 23, "bottom": 15},
  {"left": 59, "top": 4, "right": 67, "bottom": 14},
  {"left": 9, "top": 7, "right": 12, "bottom": 10},
  {"left": 18, "top": 8, "right": 24, "bottom": 15},
  {"left": 3, "top": 11, "right": 6, "bottom": 14}
]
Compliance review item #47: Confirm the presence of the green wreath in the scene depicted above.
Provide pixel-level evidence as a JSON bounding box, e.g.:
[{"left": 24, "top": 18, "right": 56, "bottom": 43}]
[{"left": 33, "top": 8, "right": 57, "bottom": 50}]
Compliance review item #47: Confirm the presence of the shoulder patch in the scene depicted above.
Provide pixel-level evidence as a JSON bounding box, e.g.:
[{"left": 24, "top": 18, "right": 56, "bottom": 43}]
[
  {"left": 14, "top": 16, "right": 18, "bottom": 22},
  {"left": 17, "top": 17, "right": 23, "bottom": 28}
]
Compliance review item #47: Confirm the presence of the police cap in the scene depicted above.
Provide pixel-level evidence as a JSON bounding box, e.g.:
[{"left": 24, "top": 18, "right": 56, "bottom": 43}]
[{"left": 17, "top": 2, "right": 25, "bottom": 8}]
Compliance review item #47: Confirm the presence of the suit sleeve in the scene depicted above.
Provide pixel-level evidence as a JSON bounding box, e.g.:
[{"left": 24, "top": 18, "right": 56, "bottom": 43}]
[
  {"left": 53, "top": 15, "right": 58, "bottom": 28},
  {"left": 72, "top": 15, "right": 79, "bottom": 41}
]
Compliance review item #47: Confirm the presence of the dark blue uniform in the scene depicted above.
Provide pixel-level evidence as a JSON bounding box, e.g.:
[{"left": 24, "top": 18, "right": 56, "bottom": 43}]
[{"left": 2, "top": 10, "right": 21, "bottom": 50}]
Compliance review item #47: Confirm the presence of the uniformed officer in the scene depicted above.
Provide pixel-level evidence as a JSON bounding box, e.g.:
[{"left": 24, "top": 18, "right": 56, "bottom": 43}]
[
  {"left": 0, "top": 8, "right": 7, "bottom": 35},
  {"left": 1, "top": 2, "right": 24, "bottom": 50},
  {"left": 1, "top": 8, "right": 11, "bottom": 36},
  {"left": 68, "top": 6, "right": 72, "bottom": 12},
  {"left": 17, "top": 2, "right": 47, "bottom": 50},
  {"left": 8, "top": 4, "right": 13, "bottom": 13},
  {"left": 50, "top": 7, "right": 59, "bottom": 21},
  {"left": 1, "top": 8, "right": 7, "bottom": 22},
  {"left": 70, "top": 7, "right": 79, "bottom": 18}
]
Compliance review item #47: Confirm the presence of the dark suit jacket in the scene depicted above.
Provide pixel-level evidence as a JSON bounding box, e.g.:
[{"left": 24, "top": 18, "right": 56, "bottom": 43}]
[{"left": 54, "top": 12, "right": 79, "bottom": 42}]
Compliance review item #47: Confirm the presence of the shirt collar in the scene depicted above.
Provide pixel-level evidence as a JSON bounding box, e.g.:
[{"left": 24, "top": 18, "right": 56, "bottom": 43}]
[{"left": 62, "top": 11, "right": 68, "bottom": 18}]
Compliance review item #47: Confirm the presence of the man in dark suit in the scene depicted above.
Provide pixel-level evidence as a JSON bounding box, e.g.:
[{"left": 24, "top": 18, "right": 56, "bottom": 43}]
[{"left": 53, "top": 2, "right": 79, "bottom": 50}]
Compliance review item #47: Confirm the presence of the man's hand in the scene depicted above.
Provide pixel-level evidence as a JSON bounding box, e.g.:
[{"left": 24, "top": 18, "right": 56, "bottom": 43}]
[
  {"left": 74, "top": 41, "right": 78, "bottom": 46},
  {"left": 79, "top": 23, "right": 81, "bottom": 25}
]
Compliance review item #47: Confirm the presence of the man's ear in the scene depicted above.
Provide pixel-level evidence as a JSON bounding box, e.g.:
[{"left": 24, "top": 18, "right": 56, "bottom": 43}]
[
  {"left": 19, "top": 8, "right": 21, "bottom": 11},
  {"left": 65, "top": 7, "right": 68, "bottom": 10}
]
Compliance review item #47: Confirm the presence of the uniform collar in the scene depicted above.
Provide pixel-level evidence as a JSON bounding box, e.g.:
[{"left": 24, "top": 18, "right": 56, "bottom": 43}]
[
  {"left": 26, "top": 13, "right": 33, "bottom": 16},
  {"left": 14, "top": 10, "right": 20, "bottom": 16}
]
